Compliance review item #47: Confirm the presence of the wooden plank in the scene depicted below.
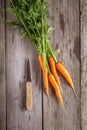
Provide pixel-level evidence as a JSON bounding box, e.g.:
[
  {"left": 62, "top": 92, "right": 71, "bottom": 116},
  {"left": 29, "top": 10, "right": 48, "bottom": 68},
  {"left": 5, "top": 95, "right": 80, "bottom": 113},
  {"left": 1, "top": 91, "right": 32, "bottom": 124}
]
[
  {"left": 43, "top": 0, "right": 81, "bottom": 130},
  {"left": 6, "top": 2, "right": 42, "bottom": 130},
  {"left": 81, "top": 0, "right": 87, "bottom": 130},
  {"left": 0, "top": 0, "right": 6, "bottom": 130}
]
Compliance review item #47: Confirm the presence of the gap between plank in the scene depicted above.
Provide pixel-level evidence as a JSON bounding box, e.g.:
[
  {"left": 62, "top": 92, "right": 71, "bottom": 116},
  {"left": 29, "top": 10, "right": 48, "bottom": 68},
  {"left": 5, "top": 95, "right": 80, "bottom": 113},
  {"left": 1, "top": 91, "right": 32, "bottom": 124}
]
[
  {"left": 79, "top": 0, "right": 82, "bottom": 129},
  {"left": 4, "top": 0, "right": 7, "bottom": 129}
]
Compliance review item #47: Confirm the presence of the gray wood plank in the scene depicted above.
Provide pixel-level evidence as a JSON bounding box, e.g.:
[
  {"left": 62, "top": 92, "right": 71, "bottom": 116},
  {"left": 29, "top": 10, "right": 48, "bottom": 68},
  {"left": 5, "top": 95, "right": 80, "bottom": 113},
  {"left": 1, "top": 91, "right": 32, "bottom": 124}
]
[
  {"left": 6, "top": 2, "right": 42, "bottom": 130},
  {"left": 43, "top": 0, "right": 81, "bottom": 130},
  {"left": 0, "top": 0, "right": 6, "bottom": 130},
  {"left": 81, "top": 0, "right": 87, "bottom": 130}
]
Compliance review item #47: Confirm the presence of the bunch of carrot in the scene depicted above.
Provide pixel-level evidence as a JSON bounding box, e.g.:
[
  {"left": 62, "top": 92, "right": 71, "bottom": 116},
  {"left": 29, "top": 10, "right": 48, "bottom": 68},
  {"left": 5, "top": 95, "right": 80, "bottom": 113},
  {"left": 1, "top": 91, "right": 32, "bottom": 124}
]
[
  {"left": 8, "top": 0, "right": 80, "bottom": 110},
  {"left": 38, "top": 53, "right": 79, "bottom": 110}
]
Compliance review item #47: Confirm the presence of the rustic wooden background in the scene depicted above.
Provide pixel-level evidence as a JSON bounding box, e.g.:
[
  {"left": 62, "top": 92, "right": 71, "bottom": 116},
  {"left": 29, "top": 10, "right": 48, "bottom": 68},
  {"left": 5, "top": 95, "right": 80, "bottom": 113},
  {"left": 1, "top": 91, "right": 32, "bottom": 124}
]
[{"left": 0, "top": 0, "right": 87, "bottom": 130}]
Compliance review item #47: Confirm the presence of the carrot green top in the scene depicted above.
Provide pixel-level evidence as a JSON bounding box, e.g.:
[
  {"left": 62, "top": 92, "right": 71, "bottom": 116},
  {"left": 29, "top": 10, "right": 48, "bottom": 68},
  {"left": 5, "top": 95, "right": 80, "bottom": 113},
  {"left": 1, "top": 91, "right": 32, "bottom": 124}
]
[{"left": 7, "top": 0, "right": 59, "bottom": 72}]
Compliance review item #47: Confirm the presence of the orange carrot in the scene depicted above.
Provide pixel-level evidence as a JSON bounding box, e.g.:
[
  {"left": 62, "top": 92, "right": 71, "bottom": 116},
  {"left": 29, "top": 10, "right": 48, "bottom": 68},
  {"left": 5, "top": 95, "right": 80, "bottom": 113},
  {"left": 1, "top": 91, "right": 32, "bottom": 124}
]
[
  {"left": 56, "top": 62, "right": 74, "bottom": 87},
  {"left": 38, "top": 55, "right": 44, "bottom": 70},
  {"left": 56, "top": 62, "right": 80, "bottom": 102},
  {"left": 48, "top": 57, "right": 60, "bottom": 86},
  {"left": 38, "top": 55, "right": 49, "bottom": 96},
  {"left": 43, "top": 67, "right": 49, "bottom": 96},
  {"left": 48, "top": 73, "right": 65, "bottom": 109}
]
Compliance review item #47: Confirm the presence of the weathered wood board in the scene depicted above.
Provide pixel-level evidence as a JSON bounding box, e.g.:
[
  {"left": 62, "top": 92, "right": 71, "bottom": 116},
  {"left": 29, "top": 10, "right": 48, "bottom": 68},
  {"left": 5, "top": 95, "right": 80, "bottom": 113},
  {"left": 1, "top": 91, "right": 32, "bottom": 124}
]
[
  {"left": 5, "top": 2, "right": 42, "bottom": 130},
  {"left": 81, "top": 0, "right": 87, "bottom": 130},
  {"left": 0, "top": 0, "right": 6, "bottom": 130},
  {"left": 43, "top": 0, "right": 81, "bottom": 130},
  {"left": 1, "top": 0, "right": 87, "bottom": 130}
]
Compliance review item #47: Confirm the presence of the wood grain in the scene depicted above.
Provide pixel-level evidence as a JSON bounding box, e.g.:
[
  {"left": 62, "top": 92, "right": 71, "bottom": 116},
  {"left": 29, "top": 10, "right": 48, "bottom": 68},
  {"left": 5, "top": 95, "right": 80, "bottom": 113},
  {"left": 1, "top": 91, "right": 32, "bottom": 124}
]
[
  {"left": 43, "top": 0, "right": 81, "bottom": 130},
  {"left": 81, "top": 0, "right": 87, "bottom": 130},
  {"left": 6, "top": 2, "right": 42, "bottom": 130},
  {"left": 0, "top": 0, "right": 6, "bottom": 130}
]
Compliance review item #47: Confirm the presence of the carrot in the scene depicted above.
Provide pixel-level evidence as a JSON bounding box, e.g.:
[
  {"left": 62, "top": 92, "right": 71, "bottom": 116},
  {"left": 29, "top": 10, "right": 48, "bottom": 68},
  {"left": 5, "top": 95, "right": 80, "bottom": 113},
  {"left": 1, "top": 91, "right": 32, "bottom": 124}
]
[
  {"left": 48, "top": 57, "right": 60, "bottom": 86},
  {"left": 48, "top": 73, "right": 65, "bottom": 110},
  {"left": 38, "top": 55, "right": 49, "bottom": 96},
  {"left": 42, "top": 67, "right": 49, "bottom": 96},
  {"left": 56, "top": 62, "right": 74, "bottom": 87},
  {"left": 38, "top": 55, "right": 44, "bottom": 70},
  {"left": 56, "top": 62, "right": 81, "bottom": 102}
]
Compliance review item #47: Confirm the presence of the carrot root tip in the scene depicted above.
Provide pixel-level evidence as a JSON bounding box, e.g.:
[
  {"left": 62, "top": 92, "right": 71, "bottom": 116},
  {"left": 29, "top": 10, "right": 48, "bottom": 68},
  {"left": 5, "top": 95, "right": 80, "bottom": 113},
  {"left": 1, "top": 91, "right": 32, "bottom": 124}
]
[
  {"left": 61, "top": 103, "right": 67, "bottom": 114},
  {"left": 48, "top": 96, "right": 51, "bottom": 108},
  {"left": 72, "top": 88, "right": 81, "bottom": 103}
]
